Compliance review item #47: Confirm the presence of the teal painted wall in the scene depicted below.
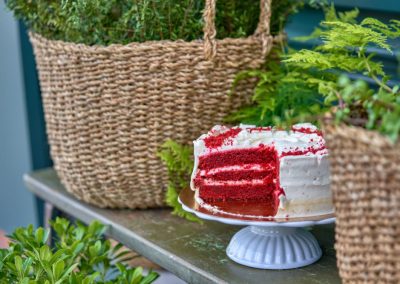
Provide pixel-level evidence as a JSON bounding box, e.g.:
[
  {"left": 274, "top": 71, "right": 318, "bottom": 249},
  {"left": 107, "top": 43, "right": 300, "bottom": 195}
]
[
  {"left": 285, "top": 1, "right": 400, "bottom": 83},
  {"left": 0, "top": 1, "right": 37, "bottom": 232}
]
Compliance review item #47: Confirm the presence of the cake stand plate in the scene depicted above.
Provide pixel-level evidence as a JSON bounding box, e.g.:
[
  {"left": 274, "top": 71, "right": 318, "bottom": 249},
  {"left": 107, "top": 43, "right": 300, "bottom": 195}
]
[{"left": 178, "top": 188, "right": 335, "bottom": 270}]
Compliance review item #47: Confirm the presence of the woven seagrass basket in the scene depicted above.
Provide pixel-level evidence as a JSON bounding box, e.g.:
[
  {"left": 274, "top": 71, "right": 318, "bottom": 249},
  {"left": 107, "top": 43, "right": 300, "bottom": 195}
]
[
  {"left": 324, "top": 125, "right": 400, "bottom": 283},
  {"left": 30, "top": 0, "right": 276, "bottom": 209}
]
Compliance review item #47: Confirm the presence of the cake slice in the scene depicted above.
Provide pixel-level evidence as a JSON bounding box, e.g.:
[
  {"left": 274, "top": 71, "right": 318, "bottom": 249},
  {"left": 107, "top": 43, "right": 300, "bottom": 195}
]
[{"left": 190, "top": 123, "right": 333, "bottom": 218}]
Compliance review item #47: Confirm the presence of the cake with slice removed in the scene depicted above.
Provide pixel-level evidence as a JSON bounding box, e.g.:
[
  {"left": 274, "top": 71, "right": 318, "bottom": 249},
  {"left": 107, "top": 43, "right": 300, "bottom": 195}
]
[{"left": 190, "top": 123, "right": 333, "bottom": 219}]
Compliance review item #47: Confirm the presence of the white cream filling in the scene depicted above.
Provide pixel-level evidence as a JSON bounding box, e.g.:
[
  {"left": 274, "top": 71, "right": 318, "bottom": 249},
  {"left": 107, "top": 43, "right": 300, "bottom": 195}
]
[
  {"left": 201, "top": 178, "right": 276, "bottom": 186},
  {"left": 199, "top": 164, "right": 270, "bottom": 176}
]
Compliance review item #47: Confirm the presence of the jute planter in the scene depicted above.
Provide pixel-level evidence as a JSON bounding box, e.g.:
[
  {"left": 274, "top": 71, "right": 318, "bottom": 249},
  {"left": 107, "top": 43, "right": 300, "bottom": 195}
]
[
  {"left": 324, "top": 125, "right": 400, "bottom": 283},
  {"left": 30, "top": 0, "right": 276, "bottom": 209}
]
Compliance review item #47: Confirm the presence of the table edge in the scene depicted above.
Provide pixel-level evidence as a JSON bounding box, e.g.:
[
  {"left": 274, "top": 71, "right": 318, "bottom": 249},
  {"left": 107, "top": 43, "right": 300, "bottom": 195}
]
[{"left": 24, "top": 169, "right": 226, "bottom": 284}]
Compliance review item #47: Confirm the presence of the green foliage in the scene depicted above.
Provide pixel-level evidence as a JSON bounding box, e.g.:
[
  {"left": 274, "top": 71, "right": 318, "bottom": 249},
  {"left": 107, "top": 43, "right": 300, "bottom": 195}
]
[
  {"left": 229, "top": 6, "right": 400, "bottom": 142},
  {"left": 157, "top": 140, "right": 202, "bottom": 223},
  {"left": 0, "top": 218, "right": 158, "bottom": 284},
  {"left": 6, "top": 0, "right": 301, "bottom": 45},
  {"left": 226, "top": 59, "right": 330, "bottom": 128},
  {"left": 294, "top": 3, "right": 359, "bottom": 41}
]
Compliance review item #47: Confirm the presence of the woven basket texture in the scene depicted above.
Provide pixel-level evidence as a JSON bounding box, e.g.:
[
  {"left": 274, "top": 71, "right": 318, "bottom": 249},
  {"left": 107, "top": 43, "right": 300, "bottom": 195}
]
[
  {"left": 29, "top": 0, "right": 275, "bottom": 209},
  {"left": 324, "top": 125, "right": 400, "bottom": 284}
]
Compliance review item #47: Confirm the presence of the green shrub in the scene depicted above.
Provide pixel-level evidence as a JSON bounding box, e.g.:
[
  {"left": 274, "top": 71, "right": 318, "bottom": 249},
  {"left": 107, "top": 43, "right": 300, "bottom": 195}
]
[
  {"left": 6, "top": 0, "right": 302, "bottom": 45},
  {"left": 0, "top": 218, "right": 158, "bottom": 283}
]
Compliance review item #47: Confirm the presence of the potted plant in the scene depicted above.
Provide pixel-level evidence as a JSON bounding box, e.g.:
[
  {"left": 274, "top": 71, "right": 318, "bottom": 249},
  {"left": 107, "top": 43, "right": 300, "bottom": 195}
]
[
  {"left": 227, "top": 5, "right": 400, "bottom": 283},
  {"left": 0, "top": 218, "right": 158, "bottom": 283},
  {"left": 5, "top": 0, "right": 301, "bottom": 210}
]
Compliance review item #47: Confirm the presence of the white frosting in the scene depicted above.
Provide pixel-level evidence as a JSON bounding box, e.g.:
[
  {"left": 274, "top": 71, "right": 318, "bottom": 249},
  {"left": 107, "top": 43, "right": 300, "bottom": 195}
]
[
  {"left": 194, "top": 123, "right": 327, "bottom": 156},
  {"left": 277, "top": 155, "right": 332, "bottom": 217},
  {"left": 190, "top": 123, "right": 333, "bottom": 218},
  {"left": 200, "top": 164, "right": 267, "bottom": 176},
  {"left": 202, "top": 179, "right": 266, "bottom": 186}
]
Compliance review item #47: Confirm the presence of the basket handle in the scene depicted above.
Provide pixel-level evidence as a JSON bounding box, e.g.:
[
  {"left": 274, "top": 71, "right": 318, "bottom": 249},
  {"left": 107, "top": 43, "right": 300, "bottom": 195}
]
[{"left": 203, "top": 0, "right": 273, "bottom": 60}]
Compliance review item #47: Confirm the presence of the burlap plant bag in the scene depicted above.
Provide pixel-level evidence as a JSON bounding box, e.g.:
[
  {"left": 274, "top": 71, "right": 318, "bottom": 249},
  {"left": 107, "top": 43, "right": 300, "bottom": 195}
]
[
  {"left": 29, "top": 0, "right": 276, "bottom": 208},
  {"left": 324, "top": 125, "right": 400, "bottom": 283}
]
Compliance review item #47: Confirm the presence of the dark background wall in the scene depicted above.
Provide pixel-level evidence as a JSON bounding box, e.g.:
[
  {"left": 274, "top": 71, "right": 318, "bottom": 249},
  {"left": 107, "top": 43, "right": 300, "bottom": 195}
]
[{"left": 0, "top": 1, "right": 37, "bottom": 232}]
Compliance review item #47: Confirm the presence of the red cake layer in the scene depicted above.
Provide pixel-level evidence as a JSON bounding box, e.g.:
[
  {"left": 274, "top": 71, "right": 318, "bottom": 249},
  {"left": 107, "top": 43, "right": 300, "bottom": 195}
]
[
  {"left": 195, "top": 146, "right": 283, "bottom": 216},
  {"left": 201, "top": 199, "right": 279, "bottom": 218},
  {"left": 198, "top": 146, "right": 278, "bottom": 170},
  {"left": 197, "top": 183, "right": 277, "bottom": 201}
]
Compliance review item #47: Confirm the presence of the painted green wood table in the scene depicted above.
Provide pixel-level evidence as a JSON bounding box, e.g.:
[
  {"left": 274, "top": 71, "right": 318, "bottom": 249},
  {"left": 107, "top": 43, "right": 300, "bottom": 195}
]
[{"left": 24, "top": 168, "right": 341, "bottom": 284}]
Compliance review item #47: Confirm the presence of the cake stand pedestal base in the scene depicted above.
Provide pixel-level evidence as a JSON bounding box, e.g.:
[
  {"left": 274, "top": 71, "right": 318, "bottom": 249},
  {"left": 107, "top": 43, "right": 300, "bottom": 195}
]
[
  {"left": 178, "top": 187, "right": 334, "bottom": 270},
  {"left": 226, "top": 226, "right": 322, "bottom": 269}
]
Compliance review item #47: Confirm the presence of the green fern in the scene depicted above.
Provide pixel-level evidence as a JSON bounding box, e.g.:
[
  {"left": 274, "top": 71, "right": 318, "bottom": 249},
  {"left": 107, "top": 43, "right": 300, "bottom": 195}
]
[
  {"left": 226, "top": 52, "right": 331, "bottom": 128},
  {"left": 294, "top": 4, "right": 359, "bottom": 41},
  {"left": 284, "top": 49, "right": 385, "bottom": 75},
  {"left": 157, "top": 140, "right": 202, "bottom": 223},
  {"left": 285, "top": 16, "right": 400, "bottom": 141},
  {"left": 229, "top": 5, "right": 400, "bottom": 142},
  {"left": 320, "top": 21, "right": 392, "bottom": 51},
  {"left": 165, "top": 185, "right": 202, "bottom": 223},
  {"left": 361, "top": 18, "right": 400, "bottom": 38}
]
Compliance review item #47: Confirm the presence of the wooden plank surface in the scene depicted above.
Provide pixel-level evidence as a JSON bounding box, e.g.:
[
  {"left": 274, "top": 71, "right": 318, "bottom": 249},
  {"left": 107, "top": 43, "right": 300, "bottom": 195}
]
[{"left": 24, "top": 168, "right": 341, "bottom": 284}]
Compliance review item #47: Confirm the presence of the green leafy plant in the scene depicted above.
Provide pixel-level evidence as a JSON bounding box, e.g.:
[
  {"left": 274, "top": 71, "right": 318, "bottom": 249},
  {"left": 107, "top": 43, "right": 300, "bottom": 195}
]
[
  {"left": 225, "top": 58, "right": 331, "bottom": 127},
  {"left": 157, "top": 140, "right": 201, "bottom": 223},
  {"left": 0, "top": 218, "right": 158, "bottom": 283},
  {"left": 228, "top": 5, "right": 400, "bottom": 142},
  {"left": 6, "top": 0, "right": 301, "bottom": 46}
]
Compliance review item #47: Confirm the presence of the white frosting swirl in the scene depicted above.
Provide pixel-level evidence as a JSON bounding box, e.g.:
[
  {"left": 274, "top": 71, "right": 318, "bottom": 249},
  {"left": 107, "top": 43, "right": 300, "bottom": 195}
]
[{"left": 195, "top": 123, "right": 327, "bottom": 156}]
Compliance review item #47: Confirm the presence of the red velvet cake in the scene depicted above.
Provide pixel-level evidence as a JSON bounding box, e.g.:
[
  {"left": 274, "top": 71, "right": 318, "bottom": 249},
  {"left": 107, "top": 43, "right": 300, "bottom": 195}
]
[{"left": 190, "top": 124, "right": 332, "bottom": 218}]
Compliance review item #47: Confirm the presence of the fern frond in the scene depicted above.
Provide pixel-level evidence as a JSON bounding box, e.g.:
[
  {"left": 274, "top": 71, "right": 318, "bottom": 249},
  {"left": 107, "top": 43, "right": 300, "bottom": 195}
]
[
  {"left": 361, "top": 17, "right": 400, "bottom": 38},
  {"left": 284, "top": 50, "right": 333, "bottom": 69},
  {"left": 294, "top": 28, "right": 323, "bottom": 42},
  {"left": 324, "top": 3, "right": 338, "bottom": 22},
  {"left": 361, "top": 17, "right": 387, "bottom": 28},
  {"left": 338, "top": 8, "right": 359, "bottom": 24},
  {"left": 166, "top": 185, "right": 202, "bottom": 223},
  {"left": 158, "top": 140, "right": 201, "bottom": 223},
  {"left": 295, "top": 5, "right": 359, "bottom": 42},
  {"left": 285, "top": 50, "right": 384, "bottom": 75},
  {"left": 321, "top": 21, "right": 391, "bottom": 52},
  {"left": 158, "top": 139, "right": 193, "bottom": 174},
  {"left": 390, "top": 19, "right": 400, "bottom": 30}
]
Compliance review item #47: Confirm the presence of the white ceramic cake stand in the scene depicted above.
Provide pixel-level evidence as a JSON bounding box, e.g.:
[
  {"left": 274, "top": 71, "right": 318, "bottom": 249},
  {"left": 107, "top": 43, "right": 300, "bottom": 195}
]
[{"left": 178, "top": 188, "right": 335, "bottom": 270}]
